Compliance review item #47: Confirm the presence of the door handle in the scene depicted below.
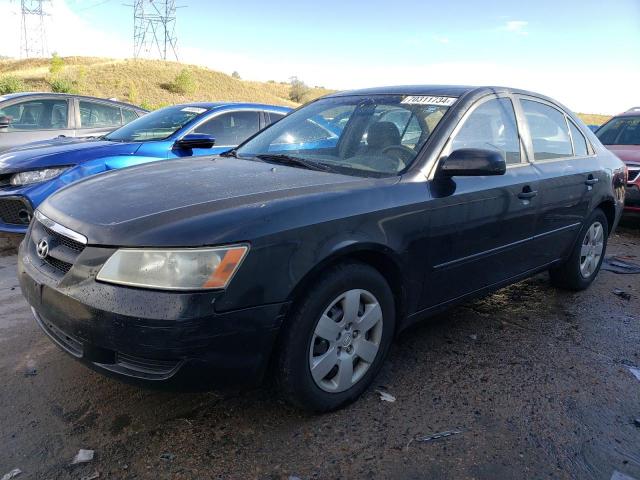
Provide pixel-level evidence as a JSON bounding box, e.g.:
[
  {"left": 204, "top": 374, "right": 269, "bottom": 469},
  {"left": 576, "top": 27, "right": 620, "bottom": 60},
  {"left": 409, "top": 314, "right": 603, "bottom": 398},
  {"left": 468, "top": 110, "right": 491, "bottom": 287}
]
[
  {"left": 585, "top": 177, "right": 599, "bottom": 186},
  {"left": 518, "top": 189, "right": 538, "bottom": 200}
]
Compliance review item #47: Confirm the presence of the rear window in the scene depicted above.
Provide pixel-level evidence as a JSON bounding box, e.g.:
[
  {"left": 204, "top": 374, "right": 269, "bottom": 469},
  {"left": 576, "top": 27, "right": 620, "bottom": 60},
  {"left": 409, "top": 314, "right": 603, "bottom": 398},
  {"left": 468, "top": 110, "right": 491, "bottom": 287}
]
[
  {"left": 521, "top": 100, "right": 572, "bottom": 160},
  {"left": 596, "top": 116, "right": 640, "bottom": 146},
  {"left": 79, "top": 101, "right": 123, "bottom": 128}
]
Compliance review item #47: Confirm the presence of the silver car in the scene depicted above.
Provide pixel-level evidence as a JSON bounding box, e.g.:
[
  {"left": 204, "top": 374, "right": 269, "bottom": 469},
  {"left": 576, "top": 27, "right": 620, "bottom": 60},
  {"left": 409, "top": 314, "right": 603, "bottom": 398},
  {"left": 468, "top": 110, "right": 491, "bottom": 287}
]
[{"left": 0, "top": 92, "right": 147, "bottom": 152}]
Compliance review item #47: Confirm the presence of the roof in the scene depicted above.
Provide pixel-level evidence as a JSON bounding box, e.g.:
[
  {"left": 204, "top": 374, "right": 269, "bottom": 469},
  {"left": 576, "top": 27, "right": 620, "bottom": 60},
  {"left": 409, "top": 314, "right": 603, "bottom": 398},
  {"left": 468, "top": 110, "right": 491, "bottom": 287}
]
[
  {"left": 328, "top": 85, "right": 477, "bottom": 98},
  {"left": 324, "top": 84, "right": 561, "bottom": 101},
  {"left": 0, "top": 92, "right": 148, "bottom": 111},
  {"left": 197, "top": 102, "right": 292, "bottom": 112}
]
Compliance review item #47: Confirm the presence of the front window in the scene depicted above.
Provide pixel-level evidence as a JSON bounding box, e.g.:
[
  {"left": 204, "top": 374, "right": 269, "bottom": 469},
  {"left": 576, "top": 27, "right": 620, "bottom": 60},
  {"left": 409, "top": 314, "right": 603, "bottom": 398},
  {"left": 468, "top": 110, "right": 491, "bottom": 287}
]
[
  {"left": 105, "top": 105, "right": 209, "bottom": 142},
  {"left": 194, "top": 111, "right": 260, "bottom": 145},
  {"left": 450, "top": 97, "right": 521, "bottom": 164},
  {"left": 0, "top": 99, "right": 68, "bottom": 130},
  {"left": 235, "top": 95, "right": 453, "bottom": 176},
  {"left": 596, "top": 116, "right": 640, "bottom": 146}
]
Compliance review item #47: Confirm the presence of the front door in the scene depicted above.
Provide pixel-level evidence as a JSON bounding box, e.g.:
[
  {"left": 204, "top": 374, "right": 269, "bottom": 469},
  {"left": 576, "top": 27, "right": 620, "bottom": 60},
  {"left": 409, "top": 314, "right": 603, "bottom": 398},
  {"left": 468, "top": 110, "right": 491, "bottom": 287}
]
[
  {"left": 174, "top": 110, "right": 262, "bottom": 157},
  {"left": 420, "top": 96, "right": 541, "bottom": 309}
]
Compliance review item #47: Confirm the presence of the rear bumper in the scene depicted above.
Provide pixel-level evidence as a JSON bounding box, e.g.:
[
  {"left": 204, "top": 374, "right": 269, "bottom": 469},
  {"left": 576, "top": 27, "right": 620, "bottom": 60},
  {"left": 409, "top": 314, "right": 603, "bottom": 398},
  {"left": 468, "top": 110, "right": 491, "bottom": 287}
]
[{"left": 18, "top": 243, "right": 289, "bottom": 387}]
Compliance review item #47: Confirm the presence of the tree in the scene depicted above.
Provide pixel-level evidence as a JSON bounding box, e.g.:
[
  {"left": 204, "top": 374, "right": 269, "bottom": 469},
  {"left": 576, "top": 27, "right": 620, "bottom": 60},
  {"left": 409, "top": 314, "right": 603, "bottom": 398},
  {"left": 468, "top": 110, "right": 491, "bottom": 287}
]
[
  {"left": 231, "top": 71, "right": 241, "bottom": 80},
  {"left": 289, "top": 76, "right": 310, "bottom": 103}
]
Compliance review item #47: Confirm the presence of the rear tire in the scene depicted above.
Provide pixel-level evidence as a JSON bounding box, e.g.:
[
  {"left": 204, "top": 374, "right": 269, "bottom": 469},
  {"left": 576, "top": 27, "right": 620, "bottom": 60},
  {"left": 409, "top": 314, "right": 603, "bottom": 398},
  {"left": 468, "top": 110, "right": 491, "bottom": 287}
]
[
  {"left": 275, "top": 262, "right": 395, "bottom": 412},
  {"left": 550, "top": 208, "right": 608, "bottom": 290}
]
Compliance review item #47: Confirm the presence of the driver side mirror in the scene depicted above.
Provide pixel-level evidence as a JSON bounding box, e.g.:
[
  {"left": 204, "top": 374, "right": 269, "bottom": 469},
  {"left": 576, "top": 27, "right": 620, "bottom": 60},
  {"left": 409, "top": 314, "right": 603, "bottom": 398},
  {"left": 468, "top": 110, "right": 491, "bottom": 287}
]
[
  {"left": 0, "top": 116, "right": 11, "bottom": 129},
  {"left": 174, "top": 133, "right": 215, "bottom": 150},
  {"left": 437, "top": 148, "right": 506, "bottom": 177}
]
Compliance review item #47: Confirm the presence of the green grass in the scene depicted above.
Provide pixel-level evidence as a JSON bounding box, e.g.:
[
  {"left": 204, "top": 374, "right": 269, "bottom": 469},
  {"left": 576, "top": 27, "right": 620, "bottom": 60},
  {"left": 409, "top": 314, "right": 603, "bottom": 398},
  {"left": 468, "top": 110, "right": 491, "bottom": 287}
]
[{"left": 0, "top": 56, "right": 334, "bottom": 109}]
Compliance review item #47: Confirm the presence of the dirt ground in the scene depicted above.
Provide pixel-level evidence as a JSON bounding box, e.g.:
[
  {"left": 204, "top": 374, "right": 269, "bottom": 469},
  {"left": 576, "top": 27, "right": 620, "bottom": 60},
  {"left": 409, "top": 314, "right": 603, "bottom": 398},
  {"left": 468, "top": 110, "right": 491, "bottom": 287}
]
[{"left": 0, "top": 225, "right": 639, "bottom": 480}]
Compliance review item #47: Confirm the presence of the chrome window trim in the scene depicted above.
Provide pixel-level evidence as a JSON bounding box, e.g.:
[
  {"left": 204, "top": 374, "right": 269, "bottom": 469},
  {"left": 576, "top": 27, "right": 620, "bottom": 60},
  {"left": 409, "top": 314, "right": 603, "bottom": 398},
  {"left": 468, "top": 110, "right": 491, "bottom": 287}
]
[{"left": 34, "top": 211, "right": 87, "bottom": 245}]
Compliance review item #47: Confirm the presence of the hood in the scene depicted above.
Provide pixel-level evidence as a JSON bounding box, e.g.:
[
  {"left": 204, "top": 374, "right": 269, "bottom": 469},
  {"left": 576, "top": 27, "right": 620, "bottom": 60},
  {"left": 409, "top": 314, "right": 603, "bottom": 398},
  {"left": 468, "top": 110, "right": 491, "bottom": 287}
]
[
  {"left": 0, "top": 138, "right": 142, "bottom": 173},
  {"left": 605, "top": 145, "right": 640, "bottom": 164},
  {"left": 40, "top": 157, "right": 366, "bottom": 246}
]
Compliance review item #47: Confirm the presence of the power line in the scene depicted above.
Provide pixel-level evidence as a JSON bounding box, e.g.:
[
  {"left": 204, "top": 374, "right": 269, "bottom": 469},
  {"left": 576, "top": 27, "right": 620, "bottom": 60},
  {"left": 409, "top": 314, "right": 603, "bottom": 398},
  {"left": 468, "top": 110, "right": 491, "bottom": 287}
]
[
  {"left": 20, "top": 0, "right": 50, "bottom": 58},
  {"left": 130, "top": 0, "right": 183, "bottom": 61}
]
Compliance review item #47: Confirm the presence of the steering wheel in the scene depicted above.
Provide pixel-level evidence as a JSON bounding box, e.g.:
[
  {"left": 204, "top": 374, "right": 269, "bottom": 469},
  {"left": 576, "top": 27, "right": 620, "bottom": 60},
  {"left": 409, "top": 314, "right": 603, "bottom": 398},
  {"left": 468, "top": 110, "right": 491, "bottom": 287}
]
[{"left": 382, "top": 144, "right": 415, "bottom": 170}]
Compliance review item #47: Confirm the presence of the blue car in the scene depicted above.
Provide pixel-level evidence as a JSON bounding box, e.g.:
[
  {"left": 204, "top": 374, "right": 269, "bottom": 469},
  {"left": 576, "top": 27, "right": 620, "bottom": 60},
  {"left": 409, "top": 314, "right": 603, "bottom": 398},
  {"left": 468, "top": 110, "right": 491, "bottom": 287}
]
[{"left": 0, "top": 102, "right": 291, "bottom": 233}]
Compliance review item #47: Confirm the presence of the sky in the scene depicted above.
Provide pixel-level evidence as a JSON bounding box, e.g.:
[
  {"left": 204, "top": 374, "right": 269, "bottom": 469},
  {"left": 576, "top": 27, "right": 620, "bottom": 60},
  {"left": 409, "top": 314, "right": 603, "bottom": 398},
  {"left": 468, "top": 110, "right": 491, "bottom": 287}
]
[{"left": 1, "top": 0, "right": 639, "bottom": 114}]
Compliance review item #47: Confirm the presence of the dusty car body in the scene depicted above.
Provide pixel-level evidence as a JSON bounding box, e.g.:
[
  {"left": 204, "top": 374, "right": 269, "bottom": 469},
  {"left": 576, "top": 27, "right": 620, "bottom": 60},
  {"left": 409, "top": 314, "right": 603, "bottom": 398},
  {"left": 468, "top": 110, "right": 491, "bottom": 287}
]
[{"left": 18, "top": 85, "right": 625, "bottom": 411}]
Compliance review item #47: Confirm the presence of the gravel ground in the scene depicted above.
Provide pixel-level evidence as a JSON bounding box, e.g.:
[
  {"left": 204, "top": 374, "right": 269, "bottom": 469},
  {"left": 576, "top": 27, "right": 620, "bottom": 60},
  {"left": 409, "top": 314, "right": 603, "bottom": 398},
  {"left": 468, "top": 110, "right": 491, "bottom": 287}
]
[{"left": 0, "top": 226, "right": 639, "bottom": 480}]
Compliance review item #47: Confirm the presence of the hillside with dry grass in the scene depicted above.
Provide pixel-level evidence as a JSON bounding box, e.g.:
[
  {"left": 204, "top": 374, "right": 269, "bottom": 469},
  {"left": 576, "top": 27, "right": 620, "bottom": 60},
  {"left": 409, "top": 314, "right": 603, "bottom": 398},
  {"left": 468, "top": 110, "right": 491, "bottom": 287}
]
[
  {"left": 0, "top": 56, "right": 611, "bottom": 125},
  {"left": 0, "top": 56, "right": 333, "bottom": 109}
]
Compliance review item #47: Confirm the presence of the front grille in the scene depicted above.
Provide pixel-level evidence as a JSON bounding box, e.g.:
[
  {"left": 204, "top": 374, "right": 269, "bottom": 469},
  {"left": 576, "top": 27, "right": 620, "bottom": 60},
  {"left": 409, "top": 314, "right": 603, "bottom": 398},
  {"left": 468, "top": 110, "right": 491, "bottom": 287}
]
[
  {"left": 0, "top": 197, "right": 32, "bottom": 225},
  {"left": 29, "top": 218, "right": 86, "bottom": 278},
  {"left": 42, "top": 225, "right": 85, "bottom": 252},
  {"left": 43, "top": 255, "right": 72, "bottom": 274}
]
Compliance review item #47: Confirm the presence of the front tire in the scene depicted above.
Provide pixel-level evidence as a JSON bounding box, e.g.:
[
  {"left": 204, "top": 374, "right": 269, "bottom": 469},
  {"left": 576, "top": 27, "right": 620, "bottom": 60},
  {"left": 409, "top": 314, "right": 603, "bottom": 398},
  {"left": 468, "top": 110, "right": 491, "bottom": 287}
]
[
  {"left": 276, "top": 262, "right": 395, "bottom": 412},
  {"left": 550, "top": 208, "right": 608, "bottom": 290}
]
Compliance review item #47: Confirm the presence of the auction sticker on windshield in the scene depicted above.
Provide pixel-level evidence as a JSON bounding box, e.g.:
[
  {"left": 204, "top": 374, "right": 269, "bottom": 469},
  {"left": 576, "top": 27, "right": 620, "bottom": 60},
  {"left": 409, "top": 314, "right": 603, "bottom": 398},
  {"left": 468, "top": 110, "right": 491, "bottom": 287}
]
[
  {"left": 181, "top": 107, "right": 207, "bottom": 114},
  {"left": 401, "top": 96, "right": 457, "bottom": 106}
]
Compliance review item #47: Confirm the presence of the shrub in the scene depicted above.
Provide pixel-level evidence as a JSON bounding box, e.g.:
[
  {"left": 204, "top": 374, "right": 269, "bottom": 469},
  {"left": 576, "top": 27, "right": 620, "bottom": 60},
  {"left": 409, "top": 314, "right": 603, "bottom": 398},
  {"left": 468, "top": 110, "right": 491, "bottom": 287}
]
[
  {"left": 49, "top": 52, "right": 64, "bottom": 75},
  {"left": 166, "top": 68, "right": 196, "bottom": 95},
  {"left": 231, "top": 71, "right": 241, "bottom": 80},
  {"left": 49, "top": 77, "right": 77, "bottom": 93},
  {"left": 127, "top": 83, "right": 139, "bottom": 104},
  {"left": 0, "top": 76, "right": 25, "bottom": 94},
  {"left": 288, "top": 76, "right": 309, "bottom": 103}
]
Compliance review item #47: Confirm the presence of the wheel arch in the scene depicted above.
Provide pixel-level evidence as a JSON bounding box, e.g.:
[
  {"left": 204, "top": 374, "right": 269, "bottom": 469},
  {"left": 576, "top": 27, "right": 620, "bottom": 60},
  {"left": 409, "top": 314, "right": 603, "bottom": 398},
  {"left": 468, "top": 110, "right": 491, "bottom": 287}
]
[
  {"left": 594, "top": 198, "right": 616, "bottom": 234},
  {"left": 286, "top": 242, "right": 408, "bottom": 332}
]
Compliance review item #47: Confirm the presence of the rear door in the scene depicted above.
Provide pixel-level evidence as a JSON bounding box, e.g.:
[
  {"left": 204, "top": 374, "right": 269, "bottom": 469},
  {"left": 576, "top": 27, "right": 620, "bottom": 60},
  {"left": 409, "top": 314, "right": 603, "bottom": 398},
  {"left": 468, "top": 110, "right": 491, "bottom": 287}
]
[
  {"left": 74, "top": 99, "right": 124, "bottom": 138},
  {"left": 421, "top": 95, "right": 542, "bottom": 309},
  {"left": 0, "top": 96, "right": 72, "bottom": 151},
  {"left": 516, "top": 96, "right": 598, "bottom": 264}
]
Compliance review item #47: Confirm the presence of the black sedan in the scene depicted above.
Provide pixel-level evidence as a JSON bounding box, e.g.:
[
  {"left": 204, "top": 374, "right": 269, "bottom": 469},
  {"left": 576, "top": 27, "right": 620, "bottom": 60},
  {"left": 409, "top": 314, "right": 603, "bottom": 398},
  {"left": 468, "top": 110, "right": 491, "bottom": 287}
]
[{"left": 18, "top": 86, "right": 626, "bottom": 412}]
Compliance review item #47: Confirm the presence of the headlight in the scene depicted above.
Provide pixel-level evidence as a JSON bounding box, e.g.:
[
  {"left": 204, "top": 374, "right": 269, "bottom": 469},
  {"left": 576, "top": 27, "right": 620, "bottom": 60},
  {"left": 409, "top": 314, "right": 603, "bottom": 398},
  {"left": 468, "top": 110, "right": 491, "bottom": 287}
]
[
  {"left": 10, "top": 167, "right": 69, "bottom": 186},
  {"left": 96, "top": 245, "right": 249, "bottom": 291}
]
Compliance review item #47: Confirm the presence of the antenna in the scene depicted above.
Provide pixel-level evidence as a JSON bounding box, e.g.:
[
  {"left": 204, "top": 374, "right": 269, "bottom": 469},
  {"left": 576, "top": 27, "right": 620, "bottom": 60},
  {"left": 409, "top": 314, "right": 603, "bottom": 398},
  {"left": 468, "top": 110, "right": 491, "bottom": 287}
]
[
  {"left": 132, "top": 0, "right": 181, "bottom": 61},
  {"left": 20, "top": 0, "right": 50, "bottom": 58}
]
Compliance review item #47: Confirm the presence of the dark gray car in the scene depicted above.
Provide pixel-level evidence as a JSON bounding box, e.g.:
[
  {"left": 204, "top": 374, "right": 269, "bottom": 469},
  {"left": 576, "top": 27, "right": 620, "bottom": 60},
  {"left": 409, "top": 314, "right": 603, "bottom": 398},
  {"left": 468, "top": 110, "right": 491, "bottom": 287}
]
[{"left": 0, "top": 92, "right": 147, "bottom": 152}]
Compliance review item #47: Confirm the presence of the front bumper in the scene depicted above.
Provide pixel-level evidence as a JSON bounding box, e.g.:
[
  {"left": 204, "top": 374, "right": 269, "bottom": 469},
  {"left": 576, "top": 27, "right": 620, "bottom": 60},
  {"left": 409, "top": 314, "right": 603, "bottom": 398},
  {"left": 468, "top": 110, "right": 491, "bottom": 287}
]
[
  {"left": 624, "top": 182, "right": 640, "bottom": 213},
  {"left": 18, "top": 237, "right": 288, "bottom": 387},
  {"left": 0, "top": 195, "right": 33, "bottom": 233}
]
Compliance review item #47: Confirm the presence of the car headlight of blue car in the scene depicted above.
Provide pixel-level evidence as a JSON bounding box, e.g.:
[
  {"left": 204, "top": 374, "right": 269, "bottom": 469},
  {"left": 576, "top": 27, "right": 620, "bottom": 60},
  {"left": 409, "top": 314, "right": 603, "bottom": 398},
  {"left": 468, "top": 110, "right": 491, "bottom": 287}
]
[{"left": 10, "top": 167, "right": 70, "bottom": 186}]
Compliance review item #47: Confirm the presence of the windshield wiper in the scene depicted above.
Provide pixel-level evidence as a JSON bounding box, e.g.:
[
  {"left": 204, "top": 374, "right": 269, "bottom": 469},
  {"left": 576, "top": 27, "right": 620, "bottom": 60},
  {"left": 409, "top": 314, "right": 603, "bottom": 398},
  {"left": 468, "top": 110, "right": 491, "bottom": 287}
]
[
  {"left": 220, "top": 148, "right": 238, "bottom": 158},
  {"left": 255, "top": 154, "right": 332, "bottom": 172}
]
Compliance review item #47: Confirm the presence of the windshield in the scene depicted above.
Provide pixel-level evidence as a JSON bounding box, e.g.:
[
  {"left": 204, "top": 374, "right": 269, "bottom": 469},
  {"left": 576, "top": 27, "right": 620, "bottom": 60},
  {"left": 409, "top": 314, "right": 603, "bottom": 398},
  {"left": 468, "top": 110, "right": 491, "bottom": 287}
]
[
  {"left": 596, "top": 116, "right": 640, "bottom": 146},
  {"left": 235, "top": 94, "right": 454, "bottom": 176},
  {"left": 105, "top": 105, "right": 209, "bottom": 142}
]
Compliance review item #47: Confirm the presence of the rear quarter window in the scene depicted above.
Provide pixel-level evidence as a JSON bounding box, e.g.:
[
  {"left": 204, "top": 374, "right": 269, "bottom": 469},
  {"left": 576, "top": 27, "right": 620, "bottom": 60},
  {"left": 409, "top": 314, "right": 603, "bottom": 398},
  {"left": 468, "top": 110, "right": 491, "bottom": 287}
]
[{"left": 568, "top": 121, "right": 589, "bottom": 156}]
